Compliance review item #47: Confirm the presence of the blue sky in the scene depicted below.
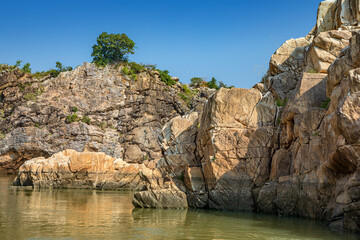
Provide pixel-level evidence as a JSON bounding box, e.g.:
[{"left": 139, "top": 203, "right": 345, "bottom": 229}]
[{"left": 0, "top": 0, "right": 322, "bottom": 88}]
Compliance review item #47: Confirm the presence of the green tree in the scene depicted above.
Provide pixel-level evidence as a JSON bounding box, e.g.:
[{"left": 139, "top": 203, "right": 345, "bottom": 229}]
[
  {"left": 22, "top": 63, "right": 31, "bottom": 73},
  {"left": 190, "top": 77, "right": 205, "bottom": 87},
  {"left": 206, "top": 77, "right": 219, "bottom": 90},
  {"left": 48, "top": 62, "right": 73, "bottom": 77},
  {"left": 14, "top": 60, "right": 22, "bottom": 68},
  {"left": 91, "top": 32, "right": 135, "bottom": 66}
]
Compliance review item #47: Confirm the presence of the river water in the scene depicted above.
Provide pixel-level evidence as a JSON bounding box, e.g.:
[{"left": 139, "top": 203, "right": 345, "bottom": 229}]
[{"left": 0, "top": 175, "right": 357, "bottom": 240}]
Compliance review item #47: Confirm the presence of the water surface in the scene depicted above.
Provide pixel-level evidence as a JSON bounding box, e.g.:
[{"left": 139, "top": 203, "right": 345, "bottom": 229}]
[{"left": 0, "top": 175, "right": 357, "bottom": 240}]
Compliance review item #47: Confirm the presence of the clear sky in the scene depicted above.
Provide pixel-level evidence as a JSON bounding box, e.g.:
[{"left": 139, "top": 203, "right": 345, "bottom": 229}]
[{"left": 0, "top": 0, "right": 322, "bottom": 88}]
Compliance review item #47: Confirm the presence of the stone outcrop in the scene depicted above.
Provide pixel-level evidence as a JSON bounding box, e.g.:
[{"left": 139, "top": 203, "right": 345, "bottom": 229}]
[
  {"left": 14, "top": 149, "right": 156, "bottom": 190},
  {"left": 315, "top": 0, "right": 360, "bottom": 35},
  {"left": 196, "top": 88, "right": 277, "bottom": 210}
]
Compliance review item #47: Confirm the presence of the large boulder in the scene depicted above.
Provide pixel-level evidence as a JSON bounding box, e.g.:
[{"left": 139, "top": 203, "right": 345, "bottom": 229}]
[
  {"left": 13, "top": 149, "right": 157, "bottom": 190},
  {"left": 196, "top": 88, "right": 277, "bottom": 210}
]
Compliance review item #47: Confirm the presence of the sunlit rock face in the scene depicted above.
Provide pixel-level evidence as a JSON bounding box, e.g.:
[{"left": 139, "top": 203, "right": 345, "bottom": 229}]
[{"left": 195, "top": 88, "right": 277, "bottom": 211}]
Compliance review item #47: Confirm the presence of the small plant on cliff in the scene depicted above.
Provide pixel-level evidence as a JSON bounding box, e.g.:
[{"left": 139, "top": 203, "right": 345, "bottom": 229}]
[
  {"left": 190, "top": 77, "right": 206, "bottom": 87},
  {"left": 22, "top": 63, "right": 31, "bottom": 73},
  {"left": 121, "top": 62, "right": 146, "bottom": 81},
  {"left": 206, "top": 77, "right": 220, "bottom": 90},
  {"left": 178, "top": 84, "right": 196, "bottom": 106},
  {"left": 159, "top": 70, "right": 176, "bottom": 86},
  {"left": 66, "top": 113, "right": 78, "bottom": 123},
  {"left": 275, "top": 98, "right": 287, "bottom": 107},
  {"left": 309, "top": 69, "right": 318, "bottom": 74},
  {"left": 91, "top": 32, "right": 135, "bottom": 67},
  {"left": 320, "top": 98, "right": 330, "bottom": 109},
  {"left": 0, "top": 132, "right": 5, "bottom": 139},
  {"left": 178, "top": 172, "right": 185, "bottom": 182},
  {"left": 80, "top": 116, "right": 91, "bottom": 125},
  {"left": 32, "top": 62, "right": 73, "bottom": 79}
]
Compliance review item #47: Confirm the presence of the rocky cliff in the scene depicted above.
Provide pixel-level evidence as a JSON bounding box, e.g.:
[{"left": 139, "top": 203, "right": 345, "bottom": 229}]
[
  {"left": 9, "top": 0, "right": 360, "bottom": 233},
  {"left": 0, "top": 63, "right": 211, "bottom": 173}
]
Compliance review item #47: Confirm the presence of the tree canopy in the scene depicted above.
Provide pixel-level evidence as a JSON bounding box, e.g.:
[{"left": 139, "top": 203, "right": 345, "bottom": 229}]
[{"left": 91, "top": 32, "right": 135, "bottom": 66}]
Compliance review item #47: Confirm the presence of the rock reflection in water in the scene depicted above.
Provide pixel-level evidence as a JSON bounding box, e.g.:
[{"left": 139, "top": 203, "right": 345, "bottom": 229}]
[{"left": 0, "top": 175, "right": 357, "bottom": 240}]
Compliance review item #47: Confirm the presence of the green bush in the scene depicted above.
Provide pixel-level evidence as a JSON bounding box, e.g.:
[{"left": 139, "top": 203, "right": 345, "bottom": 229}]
[
  {"left": 206, "top": 77, "right": 219, "bottom": 90},
  {"left": 65, "top": 113, "right": 91, "bottom": 125},
  {"left": 24, "top": 92, "right": 37, "bottom": 101},
  {"left": 159, "top": 70, "right": 176, "bottom": 86},
  {"left": 32, "top": 62, "right": 73, "bottom": 79},
  {"left": 178, "top": 172, "right": 185, "bottom": 181},
  {"left": 22, "top": 63, "right": 31, "bottom": 73},
  {"left": 178, "top": 84, "right": 196, "bottom": 106},
  {"left": 66, "top": 114, "right": 78, "bottom": 123},
  {"left": 121, "top": 66, "right": 130, "bottom": 75},
  {"left": 190, "top": 77, "right": 205, "bottom": 87},
  {"left": 320, "top": 98, "right": 330, "bottom": 109},
  {"left": 121, "top": 62, "right": 146, "bottom": 80},
  {"left": 275, "top": 98, "right": 287, "bottom": 107},
  {"left": 129, "top": 62, "right": 144, "bottom": 73},
  {"left": 130, "top": 73, "right": 137, "bottom": 81},
  {"left": 80, "top": 116, "right": 91, "bottom": 125},
  {"left": 92, "top": 32, "right": 135, "bottom": 66}
]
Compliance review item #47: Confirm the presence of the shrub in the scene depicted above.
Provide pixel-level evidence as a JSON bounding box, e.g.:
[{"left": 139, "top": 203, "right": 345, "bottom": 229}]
[
  {"left": 178, "top": 172, "right": 185, "bottom": 181},
  {"left": 91, "top": 32, "right": 135, "bottom": 66},
  {"left": 159, "top": 70, "right": 176, "bottom": 86},
  {"left": 72, "top": 107, "right": 78, "bottom": 112},
  {"left": 80, "top": 116, "right": 91, "bottom": 125},
  {"left": 190, "top": 77, "right": 205, "bottom": 87},
  {"left": 32, "top": 62, "right": 73, "bottom": 79},
  {"left": 22, "top": 63, "right": 31, "bottom": 73},
  {"left": 206, "top": 77, "right": 220, "bottom": 90},
  {"left": 275, "top": 98, "right": 287, "bottom": 107},
  {"left": 129, "top": 62, "right": 144, "bottom": 73},
  {"left": 66, "top": 114, "right": 78, "bottom": 123},
  {"left": 121, "top": 66, "right": 130, "bottom": 75},
  {"left": 320, "top": 98, "right": 330, "bottom": 109},
  {"left": 24, "top": 92, "right": 37, "bottom": 101},
  {"left": 130, "top": 73, "right": 137, "bottom": 81},
  {"left": 178, "top": 84, "right": 196, "bottom": 106}
]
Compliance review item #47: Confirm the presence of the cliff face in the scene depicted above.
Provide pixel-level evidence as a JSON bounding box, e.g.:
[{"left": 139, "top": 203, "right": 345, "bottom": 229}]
[
  {"left": 9, "top": 0, "right": 360, "bottom": 233},
  {"left": 0, "top": 63, "right": 211, "bottom": 174}
]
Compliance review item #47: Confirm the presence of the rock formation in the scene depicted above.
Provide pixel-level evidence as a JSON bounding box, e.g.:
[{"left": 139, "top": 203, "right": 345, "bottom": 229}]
[
  {"left": 0, "top": 63, "right": 208, "bottom": 174},
  {"left": 9, "top": 0, "right": 360, "bottom": 233}
]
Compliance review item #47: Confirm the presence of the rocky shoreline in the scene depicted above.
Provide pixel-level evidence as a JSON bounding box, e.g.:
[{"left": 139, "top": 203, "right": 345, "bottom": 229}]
[{"left": 3, "top": 0, "right": 360, "bottom": 233}]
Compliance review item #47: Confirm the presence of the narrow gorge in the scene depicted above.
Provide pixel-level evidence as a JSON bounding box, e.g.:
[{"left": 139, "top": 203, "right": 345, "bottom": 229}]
[{"left": 2, "top": 0, "right": 360, "bottom": 234}]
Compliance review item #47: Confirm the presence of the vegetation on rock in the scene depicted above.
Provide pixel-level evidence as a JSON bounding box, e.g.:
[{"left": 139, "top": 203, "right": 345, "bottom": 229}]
[{"left": 92, "top": 32, "right": 135, "bottom": 67}]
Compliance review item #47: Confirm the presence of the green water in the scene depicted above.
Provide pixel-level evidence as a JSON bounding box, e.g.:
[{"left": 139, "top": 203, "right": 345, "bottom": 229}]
[{"left": 0, "top": 175, "right": 357, "bottom": 240}]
